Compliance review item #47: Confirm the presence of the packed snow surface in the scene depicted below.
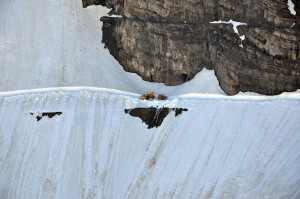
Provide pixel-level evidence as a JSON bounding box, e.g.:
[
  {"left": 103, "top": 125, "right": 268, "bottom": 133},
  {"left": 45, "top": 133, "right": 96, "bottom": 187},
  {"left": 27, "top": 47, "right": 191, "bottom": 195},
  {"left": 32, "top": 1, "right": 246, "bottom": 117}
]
[{"left": 0, "top": 88, "right": 300, "bottom": 199}]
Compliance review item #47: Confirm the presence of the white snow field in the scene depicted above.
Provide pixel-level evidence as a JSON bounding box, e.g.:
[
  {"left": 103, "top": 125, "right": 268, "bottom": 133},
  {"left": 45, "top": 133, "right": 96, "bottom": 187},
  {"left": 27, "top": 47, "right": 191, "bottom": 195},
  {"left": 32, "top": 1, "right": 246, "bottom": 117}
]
[{"left": 1, "top": 0, "right": 300, "bottom": 199}]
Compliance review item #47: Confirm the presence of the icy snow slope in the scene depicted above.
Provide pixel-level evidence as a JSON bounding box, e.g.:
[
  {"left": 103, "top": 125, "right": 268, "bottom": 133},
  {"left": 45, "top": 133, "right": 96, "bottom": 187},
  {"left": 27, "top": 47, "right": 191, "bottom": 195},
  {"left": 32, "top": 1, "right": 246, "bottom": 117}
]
[
  {"left": 0, "top": 0, "right": 224, "bottom": 95},
  {"left": 0, "top": 89, "right": 300, "bottom": 199}
]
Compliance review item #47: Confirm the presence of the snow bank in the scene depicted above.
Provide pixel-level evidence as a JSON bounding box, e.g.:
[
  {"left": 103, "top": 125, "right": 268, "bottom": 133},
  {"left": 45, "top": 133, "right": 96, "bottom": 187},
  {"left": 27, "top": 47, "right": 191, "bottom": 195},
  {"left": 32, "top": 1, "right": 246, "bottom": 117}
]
[
  {"left": 0, "top": 87, "right": 300, "bottom": 102},
  {"left": 0, "top": 90, "right": 299, "bottom": 198}
]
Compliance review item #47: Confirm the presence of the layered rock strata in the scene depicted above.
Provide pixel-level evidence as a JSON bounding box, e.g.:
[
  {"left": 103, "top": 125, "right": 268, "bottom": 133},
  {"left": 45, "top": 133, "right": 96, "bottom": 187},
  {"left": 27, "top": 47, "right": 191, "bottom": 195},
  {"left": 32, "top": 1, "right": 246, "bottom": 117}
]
[{"left": 84, "top": 0, "right": 300, "bottom": 95}]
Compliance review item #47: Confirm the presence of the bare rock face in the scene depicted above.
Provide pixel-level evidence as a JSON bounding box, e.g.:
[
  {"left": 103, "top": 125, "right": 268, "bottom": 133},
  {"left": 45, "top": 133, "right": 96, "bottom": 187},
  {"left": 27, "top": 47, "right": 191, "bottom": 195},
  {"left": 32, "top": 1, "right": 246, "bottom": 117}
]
[
  {"left": 214, "top": 25, "right": 300, "bottom": 95},
  {"left": 101, "top": 17, "right": 213, "bottom": 85},
  {"left": 84, "top": 0, "right": 300, "bottom": 95}
]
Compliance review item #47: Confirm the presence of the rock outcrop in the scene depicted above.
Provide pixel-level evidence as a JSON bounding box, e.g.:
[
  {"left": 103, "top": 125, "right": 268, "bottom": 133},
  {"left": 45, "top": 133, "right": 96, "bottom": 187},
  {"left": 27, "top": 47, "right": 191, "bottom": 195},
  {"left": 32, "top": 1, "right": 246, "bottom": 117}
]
[
  {"left": 124, "top": 107, "right": 188, "bottom": 129},
  {"left": 84, "top": 0, "right": 300, "bottom": 95}
]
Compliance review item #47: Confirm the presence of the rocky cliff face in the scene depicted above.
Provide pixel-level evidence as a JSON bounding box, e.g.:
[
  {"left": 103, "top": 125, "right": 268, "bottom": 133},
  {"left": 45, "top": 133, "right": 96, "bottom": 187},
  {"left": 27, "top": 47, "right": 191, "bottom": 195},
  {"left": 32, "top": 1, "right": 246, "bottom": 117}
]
[{"left": 84, "top": 0, "right": 299, "bottom": 95}]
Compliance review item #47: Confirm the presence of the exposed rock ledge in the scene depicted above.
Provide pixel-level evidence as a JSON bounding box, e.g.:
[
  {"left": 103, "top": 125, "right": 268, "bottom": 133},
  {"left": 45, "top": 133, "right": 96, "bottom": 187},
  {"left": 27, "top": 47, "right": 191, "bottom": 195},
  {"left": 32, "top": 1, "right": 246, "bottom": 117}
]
[
  {"left": 84, "top": 0, "right": 299, "bottom": 95},
  {"left": 125, "top": 107, "right": 188, "bottom": 129}
]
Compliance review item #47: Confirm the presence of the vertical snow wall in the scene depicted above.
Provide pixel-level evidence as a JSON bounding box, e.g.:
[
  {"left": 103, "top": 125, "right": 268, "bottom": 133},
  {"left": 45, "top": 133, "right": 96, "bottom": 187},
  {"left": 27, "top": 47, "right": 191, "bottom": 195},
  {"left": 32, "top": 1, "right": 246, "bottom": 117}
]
[{"left": 0, "top": 90, "right": 299, "bottom": 199}]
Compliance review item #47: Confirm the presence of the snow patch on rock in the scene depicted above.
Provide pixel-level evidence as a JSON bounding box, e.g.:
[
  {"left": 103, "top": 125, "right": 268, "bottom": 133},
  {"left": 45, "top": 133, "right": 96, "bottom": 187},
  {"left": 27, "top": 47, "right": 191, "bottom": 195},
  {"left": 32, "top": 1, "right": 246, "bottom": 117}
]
[
  {"left": 210, "top": 19, "right": 248, "bottom": 48},
  {"left": 287, "top": 0, "right": 297, "bottom": 15}
]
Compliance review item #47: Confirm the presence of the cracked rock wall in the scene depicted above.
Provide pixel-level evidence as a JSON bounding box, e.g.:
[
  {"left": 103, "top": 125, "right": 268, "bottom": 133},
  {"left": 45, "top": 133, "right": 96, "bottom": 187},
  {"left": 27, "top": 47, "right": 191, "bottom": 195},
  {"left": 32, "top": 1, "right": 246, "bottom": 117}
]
[{"left": 85, "top": 0, "right": 300, "bottom": 95}]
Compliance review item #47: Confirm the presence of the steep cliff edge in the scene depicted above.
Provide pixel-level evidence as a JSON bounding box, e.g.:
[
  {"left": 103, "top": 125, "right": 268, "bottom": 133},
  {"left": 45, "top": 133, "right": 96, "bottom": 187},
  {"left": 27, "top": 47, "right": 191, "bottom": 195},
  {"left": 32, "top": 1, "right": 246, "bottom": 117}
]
[{"left": 84, "top": 0, "right": 299, "bottom": 95}]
